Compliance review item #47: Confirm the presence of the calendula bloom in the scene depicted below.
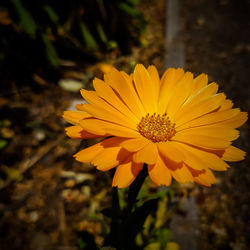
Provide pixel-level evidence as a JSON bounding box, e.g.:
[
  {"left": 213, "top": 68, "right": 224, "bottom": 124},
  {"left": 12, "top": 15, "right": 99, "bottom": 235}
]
[{"left": 63, "top": 64, "right": 247, "bottom": 188}]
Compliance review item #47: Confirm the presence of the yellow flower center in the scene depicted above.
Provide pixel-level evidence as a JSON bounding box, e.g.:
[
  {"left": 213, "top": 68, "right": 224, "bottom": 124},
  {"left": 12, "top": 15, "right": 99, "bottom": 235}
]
[{"left": 137, "top": 113, "right": 176, "bottom": 143}]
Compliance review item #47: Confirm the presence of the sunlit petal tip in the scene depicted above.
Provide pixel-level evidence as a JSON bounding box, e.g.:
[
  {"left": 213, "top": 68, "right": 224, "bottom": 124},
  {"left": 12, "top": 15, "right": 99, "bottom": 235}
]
[
  {"left": 65, "top": 125, "right": 100, "bottom": 139},
  {"left": 194, "top": 169, "right": 216, "bottom": 187},
  {"left": 63, "top": 110, "right": 91, "bottom": 125},
  {"left": 194, "top": 73, "right": 208, "bottom": 87},
  {"left": 147, "top": 65, "right": 159, "bottom": 78},
  {"left": 171, "top": 165, "right": 194, "bottom": 184},
  {"left": 222, "top": 146, "right": 246, "bottom": 162},
  {"left": 80, "top": 88, "right": 86, "bottom": 98},
  {"left": 92, "top": 77, "right": 102, "bottom": 86},
  {"left": 65, "top": 126, "right": 83, "bottom": 139},
  {"left": 73, "top": 145, "right": 102, "bottom": 163},
  {"left": 135, "top": 63, "right": 147, "bottom": 71},
  {"left": 219, "top": 99, "right": 234, "bottom": 111},
  {"left": 148, "top": 157, "right": 172, "bottom": 186},
  {"left": 75, "top": 103, "right": 85, "bottom": 111},
  {"left": 200, "top": 73, "right": 208, "bottom": 79},
  {"left": 241, "top": 112, "right": 248, "bottom": 123}
]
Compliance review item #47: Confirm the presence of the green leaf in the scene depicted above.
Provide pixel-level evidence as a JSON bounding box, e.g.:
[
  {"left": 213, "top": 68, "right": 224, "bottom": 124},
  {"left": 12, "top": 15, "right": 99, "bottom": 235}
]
[
  {"left": 1, "top": 165, "right": 22, "bottom": 181},
  {"left": 3, "top": 120, "right": 11, "bottom": 127},
  {"left": 79, "top": 22, "right": 98, "bottom": 51},
  {"left": 166, "top": 242, "right": 180, "bottom": 250},
  {"left": 11, "top": 0, "right": 37, "bottom": 38},
  {"left": 155, "top": 195, "right": 168, "bottom": 229},
  {"left": 127, "top": 0, "right": 140, "bottom": 4},
  {"left": 155, "top": 228, "right": 172, "bottom": 248},
  {"left": 97, "top": 23, "right": 108, "bottom": 44},
  {"left": 137, "top": 177, "right": 149, "bottom": 197},
  {"left": 147, "top": 189, "right": 168, "bottom": 200},
  {"left": 43, "top": 5, "right": 59, "bottom": 24},
  {"left": 107, "top": 40, "right": 118, "bottom": 49},
  {"left": 117, "top": 187, "right": 127, "bottom": 210},
  {"left": 137, "top": 178, "right": 168, "bottom": 206},
  {"left": 0, "top": 140, "right": 7, "bottom": 150},
  {"left": 123, "top": 199, "right": 158, "bottom": 246},
  {"left": 77, "top": 238, "right": 87, "bottom": 249},
  {"left": 42, "top": 33, "right": 60, "bottom": 66},
  {"left": 144, "top": 242, "right": 161, "bottom": 250},
  {"left": 119, "top": 3, "right": 140, "bottom": 17},
  {"left": 135, "top": 232, "right": 144, "bottom": 246}
]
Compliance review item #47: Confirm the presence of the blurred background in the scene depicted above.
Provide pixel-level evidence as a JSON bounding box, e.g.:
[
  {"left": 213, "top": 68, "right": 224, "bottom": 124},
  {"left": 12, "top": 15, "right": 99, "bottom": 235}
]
[{"left": 0, "top": 0, "right": 249, "bottom": 249}]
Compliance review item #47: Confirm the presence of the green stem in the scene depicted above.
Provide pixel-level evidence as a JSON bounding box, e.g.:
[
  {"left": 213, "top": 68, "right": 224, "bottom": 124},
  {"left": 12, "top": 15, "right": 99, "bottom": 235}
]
[
  {"left": 125, "top": 164, "right": 148, "bottom": 216},
  {"left": 105, "top": 164, "right": 148, "bottom": 248}
]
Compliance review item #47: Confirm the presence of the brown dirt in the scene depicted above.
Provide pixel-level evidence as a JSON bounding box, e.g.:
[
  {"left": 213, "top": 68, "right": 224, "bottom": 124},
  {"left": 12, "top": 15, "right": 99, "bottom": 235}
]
[{"left": 181, "top": 0, "right": 250, "bottom": 249}]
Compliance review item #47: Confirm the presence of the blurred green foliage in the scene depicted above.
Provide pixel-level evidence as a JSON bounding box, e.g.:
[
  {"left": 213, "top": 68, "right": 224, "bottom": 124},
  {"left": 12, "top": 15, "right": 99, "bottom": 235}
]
[
  {"left": 0, "top": 0, "right": 145, "bottom": 84},
  {"left": 101, "top": 169, "right": 175, "bottom": 250}
]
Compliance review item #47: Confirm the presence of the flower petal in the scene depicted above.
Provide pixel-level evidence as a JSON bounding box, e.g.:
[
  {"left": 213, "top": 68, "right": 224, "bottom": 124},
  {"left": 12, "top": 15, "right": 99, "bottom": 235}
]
[
  {"left": 173, "top": 82, "right": 219, "bottom": 123},
  {"left": 167, "top": 73, "right": 194, "bottom": 120},
  {"left": 148, "top": 156, "right": 172, "bottom": 186},
  {"left": 134, "top": 64, "right": 158, "bottom": 114},
  {"left": 112, "top": 159, "right": 143, "bottom": 188},
  {"left": 120, "top": 137, "right": 150, "bottom": 152},
  {"left": 172, "top": 133, "right": 231, "bottom": 150},
  {"left": 74, "top": 143, "right": 103, "bottom": 163},
  {"left": 147, "top": 65, "right": 160, "bottom": 102},
  {"left": 158, "top": 68, "right": 185, "bottom": 114},
  {"left": 80, "top": 90, "right": 136, "bottom": 129},
  {"left": 214, "top": 111, "right": 248, "bottom": 128},
  {"left": 176, "top": 108, "right": 240, "bottom": 130},
  {"left": 191, "top": 73, "right": 208, "bottom": 94},
  {"left": 104, "top": 126, "right": 141, "bottom": 138},
  {"left": 74, "top": 137, "right": 124, "bottom": 163},
  {"left": 175, "top": 126, "right": 239, "bottom": 141},
  {"left": 222, "top": 146, "right": 246, "bottom": 162},
  {"left": 133, "top": 142, "right": 158, "bottom": 164},
  {"left": 219, "top": 99, "right": 233, "bottom": 111},
  {"left": 171, "top": 164, "right": 194, "bottom": 183},
  {"left": 147, "top": 65, "right": 160, "bottom": 88},
  {"left": 157, "top": 142, "right": 185, "bottom": 164},
  {"left": 193, "top": 168, "right": 216, "bottom": 187},
  {"left": 63, "top": 111, "right": 91, "bottom": 125},
  {"left": 93, "top": 77, "right": 139, "bottom": 123},
  {"left": 174, "top": 93, "right": 226, "bottom": 126},
  {"left": 81, "top": 102, "right": 137, "bottom": 131},
  {"left": 184, "top": 82, "right": 219, "bottom": 108},
  {"left": 168, "top": 143, "right": 205, "bottom": 170},
  {"left": 171, "top": 141, "right": 229, "bottom": 171},
  {"left": 93, "top": 148, "right": 130, "bottom": 171},
  {"left": 65, "top": 125, "right": 102, "bottom": 139},
  {"left": 105, "top": 68, "right": 146, "bottom": 117},
  {"left": 80, "top": 118, "right": 139, "bottom": 138}
]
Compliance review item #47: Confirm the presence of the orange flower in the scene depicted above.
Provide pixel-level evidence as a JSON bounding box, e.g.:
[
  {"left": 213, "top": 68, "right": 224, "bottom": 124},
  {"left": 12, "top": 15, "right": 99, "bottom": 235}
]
[{"left": 63, "top": 64, "right": 247, "bottom": 188}]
